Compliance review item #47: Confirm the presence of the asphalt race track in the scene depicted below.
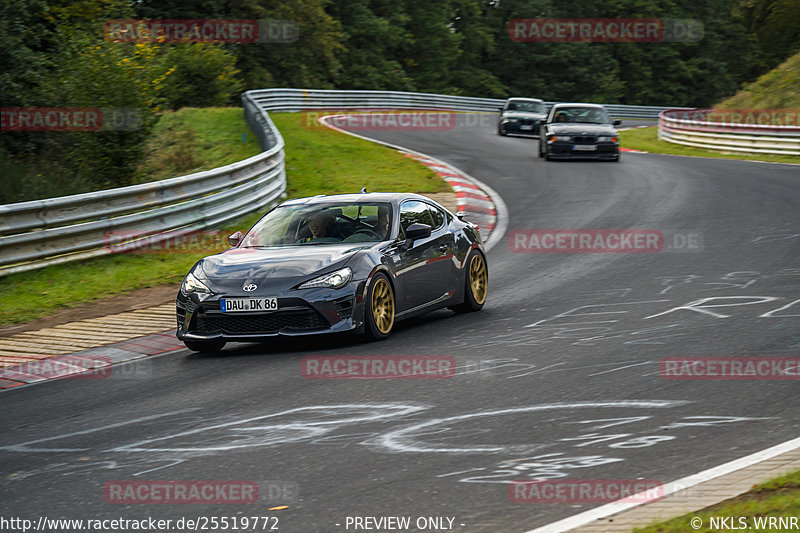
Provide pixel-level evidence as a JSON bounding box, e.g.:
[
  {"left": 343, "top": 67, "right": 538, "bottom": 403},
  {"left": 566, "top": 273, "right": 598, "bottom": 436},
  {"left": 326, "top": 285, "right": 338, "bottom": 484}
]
[{"left": 2, "top": 114, "right": 799, "bottom": 532}]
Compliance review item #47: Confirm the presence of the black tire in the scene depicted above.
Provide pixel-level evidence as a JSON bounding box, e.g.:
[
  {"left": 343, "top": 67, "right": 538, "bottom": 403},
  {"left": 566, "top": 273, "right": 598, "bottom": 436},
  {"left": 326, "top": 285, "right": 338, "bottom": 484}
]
[
  {"left": 498, "top": 126, "right": 506, "bottom": 136},
  {"left": 184, "top": 340, "right": 226, "bottom": 353},
  {"left": 364, "top": 272, "right": 395, "bottom": 341},
  {"left": 538, "top": 141, "right": 544, "bottom": 158},
  {"left": 451, "top": 250, "right": 488, "bottom": 313}
]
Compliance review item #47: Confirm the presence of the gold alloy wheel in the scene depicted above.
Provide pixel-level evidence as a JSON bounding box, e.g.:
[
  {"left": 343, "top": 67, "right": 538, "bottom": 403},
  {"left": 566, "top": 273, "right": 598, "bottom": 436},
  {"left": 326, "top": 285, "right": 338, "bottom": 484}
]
[
  {"left": 468, "top": 253, "right": 488, "bottom": 304},
  {"left": 371, "top": 278, "right": 395, "bottom": 334}
]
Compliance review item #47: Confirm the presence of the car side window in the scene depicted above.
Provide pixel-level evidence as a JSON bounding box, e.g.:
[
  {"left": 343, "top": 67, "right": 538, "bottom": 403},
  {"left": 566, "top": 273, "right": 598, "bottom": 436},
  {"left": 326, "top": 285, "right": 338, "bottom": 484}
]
[
  {"left": 399, "top": 200, "right": 434, "bottom": 238},
  {"left": 426, "top": 204, "right": 445, "bottom": 229}
]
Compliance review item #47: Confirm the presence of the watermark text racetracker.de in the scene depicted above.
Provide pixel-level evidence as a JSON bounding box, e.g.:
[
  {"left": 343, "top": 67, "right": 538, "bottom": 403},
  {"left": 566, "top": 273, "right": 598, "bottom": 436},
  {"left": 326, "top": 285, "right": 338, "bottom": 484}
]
[
  {"left": 509, "top": 230, "right": 703, "bottom": 253},
  {"left": 104, "top": 480, "right": 259, "bottom": 504},
  {"left": 104, "top": 229, "right": 229, "bottom": 254},
  {"left": 301, "top": 356, "right": 456, "bottom": 379},
  {"left": 509, "top": 18, "right": 703, "bottom": 42},
  {"left": 0, "top": 355, "right": 111, "bottom": 381},
  {"left": 303, "top": 109, "right": 457, "bottom": 132},
  {"left": 1, "top": 107, "right": 142, "bottom": 131},
  {"left": 661, "top": 357, "right": 800, "bottom": 380},
  {"left": 510, "top": 479, "right": 663, "bottom": 503},
  {"left": 664, "top": 108, "right": 800, "bottom": 127},
  {"left": 104, "top": 19, "right": 299, "bottom": 43}
]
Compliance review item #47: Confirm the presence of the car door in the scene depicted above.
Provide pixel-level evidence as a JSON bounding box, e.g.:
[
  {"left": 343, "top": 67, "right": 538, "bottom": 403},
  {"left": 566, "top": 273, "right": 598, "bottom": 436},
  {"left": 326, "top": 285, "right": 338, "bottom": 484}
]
[{"left": 395, "top": 200, "right": 452, "bottom": 311}]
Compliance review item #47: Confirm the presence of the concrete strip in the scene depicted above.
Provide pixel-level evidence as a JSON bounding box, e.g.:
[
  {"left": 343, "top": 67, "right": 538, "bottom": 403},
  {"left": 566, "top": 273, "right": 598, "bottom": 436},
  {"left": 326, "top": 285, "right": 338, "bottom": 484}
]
[{"left": 525, "top": 435, "right": 800, "bottom": 532}]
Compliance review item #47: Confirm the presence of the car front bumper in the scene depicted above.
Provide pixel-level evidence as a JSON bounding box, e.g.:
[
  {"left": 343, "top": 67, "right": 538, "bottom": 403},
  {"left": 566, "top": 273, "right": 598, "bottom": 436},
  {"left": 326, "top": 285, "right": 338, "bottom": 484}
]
[
  {"left": 547, "top": 142, "right": 619, "bottom": 159},
  {"left": 176, "top": 281, "right": 368, "bottom": 342},
  {"left": 501, "top": 121, "right": 541, "bottom": 135}
]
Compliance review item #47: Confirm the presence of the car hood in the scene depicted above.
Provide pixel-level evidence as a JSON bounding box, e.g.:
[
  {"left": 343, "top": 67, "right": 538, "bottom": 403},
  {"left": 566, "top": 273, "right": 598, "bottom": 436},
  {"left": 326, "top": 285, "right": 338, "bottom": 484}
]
[
  {"left": 549, "top": 123, "right": 617, "bottom": 135},
  {"left": 197, "top": 244, "right": 369, "bottom": 292},
  {"left": 502, "top": 111, "right": 546, "bottom": 120}
]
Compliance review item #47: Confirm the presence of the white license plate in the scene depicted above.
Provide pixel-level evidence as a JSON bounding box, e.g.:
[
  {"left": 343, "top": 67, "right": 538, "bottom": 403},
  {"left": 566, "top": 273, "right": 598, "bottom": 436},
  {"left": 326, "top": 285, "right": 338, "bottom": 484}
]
[
  {"left": 520, "top": 125, "right": 533, "bottom": 130},
  {"left": 573, "top": 145, "right": 598, "bottom": 151},
  {"left": 221, "top": 297, "right": 278, "bottom": 312}
]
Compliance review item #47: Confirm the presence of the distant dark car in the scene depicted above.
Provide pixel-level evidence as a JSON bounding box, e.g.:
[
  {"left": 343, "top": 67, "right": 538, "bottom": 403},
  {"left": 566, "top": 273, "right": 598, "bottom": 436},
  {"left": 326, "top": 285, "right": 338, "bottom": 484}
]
[
  {"left": 498, "top": 97, "right": 547, "bottom": 136},
  {"left": 176, "top": 192, "right": 488, "bottom": 352},
  {"left": 539, "top": 103, "right": 621, "bottom": 161}
]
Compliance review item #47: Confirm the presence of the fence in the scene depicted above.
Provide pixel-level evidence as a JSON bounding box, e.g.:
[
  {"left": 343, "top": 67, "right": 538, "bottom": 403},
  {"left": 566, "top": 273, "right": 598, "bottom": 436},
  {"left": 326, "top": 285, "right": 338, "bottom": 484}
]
[{"left": 246, "top": 88, "right": 680, "bottom": 119}]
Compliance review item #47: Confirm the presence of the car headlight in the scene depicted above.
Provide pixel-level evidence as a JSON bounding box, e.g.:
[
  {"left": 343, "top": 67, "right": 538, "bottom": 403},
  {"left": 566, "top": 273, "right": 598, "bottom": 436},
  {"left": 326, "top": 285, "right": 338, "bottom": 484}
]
[
  {"left": 506, "top": 118, "right": 518, "bottom": 123},
  {"left": 598, "top": 136, "right": 618, "bottom": 142},
  {"left": 181, "top": 271, "right": 211, "bottom": 295},
  {"left": 548, "top": 135, "right": 571, "bottom": 142},
  {"left": 298, "top": 267, "right": 352, "bottom": 290}
]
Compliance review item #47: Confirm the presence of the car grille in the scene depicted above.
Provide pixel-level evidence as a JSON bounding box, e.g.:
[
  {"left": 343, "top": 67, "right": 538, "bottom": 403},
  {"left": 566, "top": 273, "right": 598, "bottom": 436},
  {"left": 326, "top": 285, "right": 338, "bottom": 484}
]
[
  {"left": 521, "top": 119, "right": 536, "bottom": 126},
  {"left": 194, "top": 309, "right": 329, "bottom": 335},
  {"left": 573, "top": 136, "right": 597, "bottom": 144}
]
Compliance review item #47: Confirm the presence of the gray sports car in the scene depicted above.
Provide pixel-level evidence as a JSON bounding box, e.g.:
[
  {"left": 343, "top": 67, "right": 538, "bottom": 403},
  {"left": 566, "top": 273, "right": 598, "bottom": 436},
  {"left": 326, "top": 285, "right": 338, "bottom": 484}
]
[{"left": 176, "top": 192, "right": 488, "bottom": 352}]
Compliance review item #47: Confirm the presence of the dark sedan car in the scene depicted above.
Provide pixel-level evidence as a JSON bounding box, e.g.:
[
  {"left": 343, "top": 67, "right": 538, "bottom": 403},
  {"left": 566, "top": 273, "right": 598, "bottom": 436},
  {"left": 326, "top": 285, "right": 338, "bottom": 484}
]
[
  {"left": 539, "top": 103, "right": 621, "bottom": 161},
  {"left": 498, "top": 97, "right": 547, "bottom": 136},
  {"left": 176, "top": 192, "right": 488, "bottom": 352}
]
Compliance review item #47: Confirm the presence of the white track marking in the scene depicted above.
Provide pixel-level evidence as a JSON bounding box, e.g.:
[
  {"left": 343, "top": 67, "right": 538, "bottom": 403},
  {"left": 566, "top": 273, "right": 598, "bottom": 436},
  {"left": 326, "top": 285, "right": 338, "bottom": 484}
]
[{"left": 523, "top": 434, "right": 800, "bottom": 533}]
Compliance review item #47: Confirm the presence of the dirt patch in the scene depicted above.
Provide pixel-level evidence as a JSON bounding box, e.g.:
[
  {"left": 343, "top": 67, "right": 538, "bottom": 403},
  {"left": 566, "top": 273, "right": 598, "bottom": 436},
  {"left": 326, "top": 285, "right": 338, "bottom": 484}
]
[
  {"left": 0, "top": 284, "right": 179, "bottom": 335},
  {"left": 422, "top": 192, "right": 458, "bottom": 214}
]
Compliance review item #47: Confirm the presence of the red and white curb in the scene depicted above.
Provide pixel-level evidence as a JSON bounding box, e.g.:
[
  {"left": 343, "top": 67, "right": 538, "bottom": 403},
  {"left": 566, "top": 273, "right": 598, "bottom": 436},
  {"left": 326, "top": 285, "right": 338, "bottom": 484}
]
[
  {"left": 319, "top": 113, "right": 508, "bottom": 252},
  {"left": 401, "top": 152, "right": 498, "bottom": 230},
  {"left": 0, "top": 331, "right": 184, "bottom": 390}
]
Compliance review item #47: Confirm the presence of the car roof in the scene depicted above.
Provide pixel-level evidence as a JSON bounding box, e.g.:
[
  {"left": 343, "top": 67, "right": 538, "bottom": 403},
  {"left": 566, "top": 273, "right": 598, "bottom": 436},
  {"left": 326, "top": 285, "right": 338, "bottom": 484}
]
[
  {"left": 551, "top": 103, "right": 607, "bottom": 109},
  {"left": 279, "top": 192, "right": 440, "bottom": 208},
  {"left": 506, "top": 97, "right": 544, "bottom": 103}
]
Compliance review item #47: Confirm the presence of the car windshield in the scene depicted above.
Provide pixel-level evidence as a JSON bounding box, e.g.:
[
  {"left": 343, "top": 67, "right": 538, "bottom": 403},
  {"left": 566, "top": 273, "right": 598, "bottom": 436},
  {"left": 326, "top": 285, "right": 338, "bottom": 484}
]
[
  {"left": 551, "top": 107, "right": 611, "bottom": 124},
  {"left": 240, "top": 202, "right": 393, "bottom": 247},
  {"left": 506, "top": 100, "right": 544, "bottom": 113}
]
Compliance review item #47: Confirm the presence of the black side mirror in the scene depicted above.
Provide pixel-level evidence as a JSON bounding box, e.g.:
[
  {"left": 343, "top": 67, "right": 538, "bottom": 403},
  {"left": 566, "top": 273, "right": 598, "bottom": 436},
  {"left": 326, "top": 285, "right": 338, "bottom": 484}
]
[
  {"left": 613, "top": 119, "right": 622, "bottom": 126},
  {"left": 405, "top": 223, "right": 432, "bottom": 242},
  {"left": 228, "top": 231, "right": 243, "bottom": 247}
]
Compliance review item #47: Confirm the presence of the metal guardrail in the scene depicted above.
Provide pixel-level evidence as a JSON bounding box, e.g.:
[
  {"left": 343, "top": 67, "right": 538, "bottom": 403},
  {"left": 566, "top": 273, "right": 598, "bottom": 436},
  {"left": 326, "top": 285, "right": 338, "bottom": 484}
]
[
  {"left": 0, "top": 93, "right": 286, "bottom": 275},
  {"left": 658, "top": 109, "right": 800, "bottom": 156},
  {"left": 246, "top": 88, "right": 684, "bottom": 119}
]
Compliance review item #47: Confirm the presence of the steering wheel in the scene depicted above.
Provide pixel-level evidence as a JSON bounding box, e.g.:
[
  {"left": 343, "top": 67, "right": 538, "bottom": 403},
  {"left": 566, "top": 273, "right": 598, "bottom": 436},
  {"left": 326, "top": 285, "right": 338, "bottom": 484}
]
[{"left": 352, "top": 228, "right": 381, "bottom": 239}]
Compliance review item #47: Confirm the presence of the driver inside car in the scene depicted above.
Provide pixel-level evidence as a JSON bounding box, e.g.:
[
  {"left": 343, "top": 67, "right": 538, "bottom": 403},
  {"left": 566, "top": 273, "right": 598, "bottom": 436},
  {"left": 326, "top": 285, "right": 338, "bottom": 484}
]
[{"left": 298, "top": 211, "right": 336, "bottom": 242}]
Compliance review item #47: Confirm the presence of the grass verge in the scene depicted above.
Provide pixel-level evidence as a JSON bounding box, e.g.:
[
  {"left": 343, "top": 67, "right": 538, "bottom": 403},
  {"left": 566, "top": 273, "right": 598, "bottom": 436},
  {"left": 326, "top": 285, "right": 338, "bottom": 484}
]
[
  {"left": 136, "top": 107, "right": 262, "bottom": 180},
  {"left": 635, "top": 469, "right": 800, "bottom": 532},
  {"left": 0, "top": 110, "right": 446, "bottom": 325},
  {"left": 718, "top": 51, "right": 800, "bottom": 109},
  {"left": 620, "top": 127, "right": 800, "bottom": 165}
]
